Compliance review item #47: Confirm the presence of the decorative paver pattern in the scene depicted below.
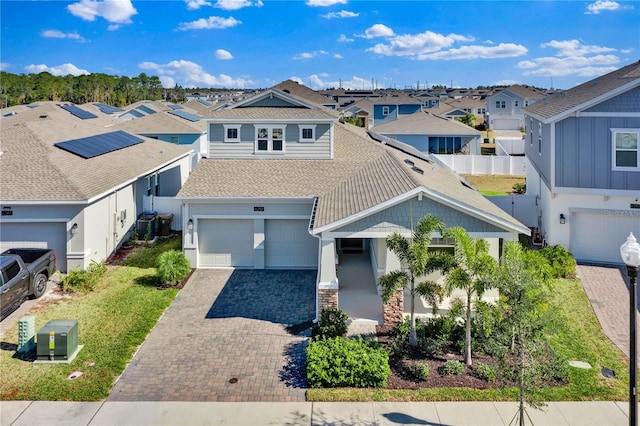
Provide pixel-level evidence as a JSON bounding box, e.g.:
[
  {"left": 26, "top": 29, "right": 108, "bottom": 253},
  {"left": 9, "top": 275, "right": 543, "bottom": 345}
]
[{"left": 108, "top": 269, "right": 316, "bottom": 402}]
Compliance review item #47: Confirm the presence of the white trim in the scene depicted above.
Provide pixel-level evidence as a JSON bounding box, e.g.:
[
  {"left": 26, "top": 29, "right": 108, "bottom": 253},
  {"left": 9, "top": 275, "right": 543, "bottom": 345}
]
[
  {"left": 0, "top": 218, "right": 70, "bottom": 223},
  {"left": 611, "top": 128, "right": 640, "bottom": 171},
  {"left": 580, "top": 112, "right": 640, "bottom": 118},
  {"left": 177, "top": 196, "right": 315, "bottom": 203},
  {"left": 318, "top": 279, "right": 339, "bottom": 290},
  {"left": 382, "top": 106, "right": 390, "bottom": 116},
  {"left": 223, "top": 124, "right": 241, "bottom": 143},
  {"left": 0, "top": 200, "right": 86, "bottom": 206},
  {"left": 324, "top": 231, "right": 513, "bottom": 239},
  {"left": 193, "top": 214, "right": 310, "bottom": 220},
  {"left": 254, "top": 124, "right": 287, "bottom": 154},
  {"left": 226, "top": 88, "right": 319, "bottom": 110},
  {"left": 67, "top": 249, "right": 91, "bottom": 260},
  {"left": 550, "top": 122, "right": 556, "bottom": 193},
  {"left": 298, "top": 124, "right": 317, "bottom": 143},
  {"left": 549, "top": 186, "right": 640, "bottom": 196}
]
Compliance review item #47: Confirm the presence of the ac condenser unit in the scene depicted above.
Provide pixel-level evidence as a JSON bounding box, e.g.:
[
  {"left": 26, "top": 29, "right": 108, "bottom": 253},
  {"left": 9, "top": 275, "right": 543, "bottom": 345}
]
[{"left": 36, "top": 319, "right": 78, "bottom": 361}]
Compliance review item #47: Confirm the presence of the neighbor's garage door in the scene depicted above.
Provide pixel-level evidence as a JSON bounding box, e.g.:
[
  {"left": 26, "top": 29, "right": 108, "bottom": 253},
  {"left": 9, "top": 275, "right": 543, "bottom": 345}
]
[
  {"left": 265, "top": 219, "right": 318, "bottom": 269},
  {"left": 492, "top": 119, "right": 520, "bottom": 130},
  {"left": 571, "top": 212, "right": 640, "bottom": 263},
  {"left": 198, "top": 219, "right": 253, "bottom": 267},
  {"left": 0, "top": 222, "right": 67, "bottom": 271}
]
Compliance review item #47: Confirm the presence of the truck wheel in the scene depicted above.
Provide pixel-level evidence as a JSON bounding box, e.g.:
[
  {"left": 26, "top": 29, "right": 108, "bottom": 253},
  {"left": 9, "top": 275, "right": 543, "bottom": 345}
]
[{"left": 32, "top": 273, "right": 48, "bottom": 299}]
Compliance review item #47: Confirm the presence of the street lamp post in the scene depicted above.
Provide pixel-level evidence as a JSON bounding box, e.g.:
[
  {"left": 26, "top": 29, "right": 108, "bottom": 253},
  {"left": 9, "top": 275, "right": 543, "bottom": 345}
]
[{"left": 621, "top": 232, "right": 640, "bottom": 426}]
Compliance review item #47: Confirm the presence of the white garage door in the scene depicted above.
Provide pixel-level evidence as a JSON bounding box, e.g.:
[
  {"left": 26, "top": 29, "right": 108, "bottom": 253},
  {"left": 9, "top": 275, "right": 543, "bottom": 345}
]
[
  {"left": 571, "top": 212, "right": 640, "bottom": 264},
  {"left": 265, "top": 219, "right": 318, "bottom": 269},
  {"left": 492, "top": 119, "right": 520, "bottom": 130},
  {"left": 198, "top": 219, "right": 253, "bottom": 267},
  {"left": 0, "top": 222, "right": 67, "bottom": 271}
]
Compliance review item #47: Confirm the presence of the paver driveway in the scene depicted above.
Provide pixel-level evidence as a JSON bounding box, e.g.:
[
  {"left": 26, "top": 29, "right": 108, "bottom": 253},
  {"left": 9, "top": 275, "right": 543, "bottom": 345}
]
[{"left": 108, "top": 269, "right": 316, "bottom": 402}]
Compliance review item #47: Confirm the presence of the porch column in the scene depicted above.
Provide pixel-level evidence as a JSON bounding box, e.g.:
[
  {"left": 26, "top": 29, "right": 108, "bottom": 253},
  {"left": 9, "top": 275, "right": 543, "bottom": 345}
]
[{"left": 317, "top": 236, "right": 338, "bottom": 312}]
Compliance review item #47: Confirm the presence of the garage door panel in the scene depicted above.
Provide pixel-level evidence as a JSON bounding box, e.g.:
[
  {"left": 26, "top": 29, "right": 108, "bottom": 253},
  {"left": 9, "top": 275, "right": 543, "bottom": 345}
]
[
  {"left": 198, "top": 219, "right": 253, "bottom": 267},
  {"left": 0, "top": 223, "right": 67, "bottom": 271},
  {"left": 493, "top": 119, "right": 520, "bottom": 130},
  {"left": 571, "top": 212, "right": 640, "bottom": 263},
  {"left": 265, "top": 220, "right": 317, "bottom": 269}
]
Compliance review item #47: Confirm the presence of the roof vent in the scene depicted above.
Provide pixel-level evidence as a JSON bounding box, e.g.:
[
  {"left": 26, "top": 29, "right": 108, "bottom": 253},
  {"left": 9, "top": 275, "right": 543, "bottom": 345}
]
[
  {"left": 411, "top": 166, "right": 424, "bottom": 175},
  {"left": 39, "top": 114, "right": 48, "bottom": 119},
  {"left": 404, "top": 159, "right": 415, "bottom": 166}
]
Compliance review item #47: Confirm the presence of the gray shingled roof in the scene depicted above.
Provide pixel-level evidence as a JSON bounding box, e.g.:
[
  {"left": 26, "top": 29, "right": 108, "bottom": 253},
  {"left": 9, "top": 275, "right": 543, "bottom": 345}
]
[
  {"left": 178, "top": 122, "right": 527, "bottom": 233},
  {"left": 1, "top": 104, "right": 192, "bottom": 202},
  {"left": 272, "top": 80, "right": 338, "bottom": 107},
  {"left": 204, "top": 106, "right": 337, "bottom": 120},
  {"left": 524, "top": 60, "right": 640, "bottom": 121},
  {"left": 502, "top": 85, "right": 546, "bottom": 100},
  {"left": 371, "top": 111, "right": 480, "bottom": 135},
  {"left": 115, "top": 109, "right": 207, "bottom": 133}
]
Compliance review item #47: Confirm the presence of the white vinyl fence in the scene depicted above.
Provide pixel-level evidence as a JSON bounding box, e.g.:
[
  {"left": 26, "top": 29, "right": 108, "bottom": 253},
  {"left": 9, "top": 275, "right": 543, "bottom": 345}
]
[
  {"left": 142, "top": 196, "right": 183, "bottom": 230},
  {"left": 434, "top": 154, "right": 526, "bottom": 176},
  {"left": 487, "top": 194, "right": 538, "bottom": 228}
]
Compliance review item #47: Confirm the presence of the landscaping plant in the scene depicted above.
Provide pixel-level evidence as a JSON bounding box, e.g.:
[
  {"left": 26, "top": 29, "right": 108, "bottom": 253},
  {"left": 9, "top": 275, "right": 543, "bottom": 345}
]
[
  {"left": 156, "top": 249, "right": 191, "bottom": 286},
  {"left": 61, "top": 260, "right": 107, "bottom": 293},
  {"left": 318, "top": 308, "right": 348, "bottom": 338},
  {"left": 538, "top": 245, "right": 577, "bottom": 278}
]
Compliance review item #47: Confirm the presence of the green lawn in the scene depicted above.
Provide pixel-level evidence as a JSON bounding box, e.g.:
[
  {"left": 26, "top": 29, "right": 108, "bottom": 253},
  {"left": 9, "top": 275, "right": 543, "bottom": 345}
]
[
  {"left": 307, "top": 278, "right": 629, "bottom": 402},
  {"left": 461, "top": 174, "right": 525, "bottom": 196},
  {"left": 0, "top": 240, "right": 180, "bottom": 401}
]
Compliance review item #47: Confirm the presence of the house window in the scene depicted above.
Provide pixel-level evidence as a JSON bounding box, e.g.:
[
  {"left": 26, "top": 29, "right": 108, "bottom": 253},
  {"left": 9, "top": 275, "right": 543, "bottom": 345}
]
[
  {"left": 254, "top": 125, "right": 286, "bottom": 153},
  {"left": 382, "top": 106, "right": 390, "bottom": 116},
  {"left": 612, "top": 129, "right": 640, "bottom": 170},
  {"left": 496, "top": 100, "right": 506, "bottom": 109},
  {"left": 170, "top": 136, "right": 179, "bottom": 144},
  {"left": 223, "top": 125, "right": 241, "bottom": 142},
  {"left": 529, "top": 119, "right": 533, "bottom": 146},
  {"left": 538, "top": 123, "right": 542, "bottom": 154},
  {"left": 525, "top": 100, "right": 529, "bottom": 107},
  {"left": 299, "top": 125, "right": 317, "bottom": 142},
  {"left": 515, "top": 100, "right": 519, "bottom": 108}
]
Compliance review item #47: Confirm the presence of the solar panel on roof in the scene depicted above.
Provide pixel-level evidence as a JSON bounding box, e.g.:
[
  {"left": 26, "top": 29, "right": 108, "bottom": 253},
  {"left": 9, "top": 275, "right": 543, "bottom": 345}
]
[
  {"left": 94, "top": 102, "right": 124, "bottom": 114},
  {"left": 168, "top": 110, "right": 201, "bottom": 122},
  {"left": 120, "top": 109, "right": 145, "bottom": 119},
  {"left": 59, "top": 104, "right": 98, "bottom": 119},
  {"left": 136, "top": 105, "right": 156, "bottom": 115},
  {"left": 197, "top": 99, "right": 212, "bottom": 106},
  {"left": 168, "top": 104, "right": 184, "bottom": 110},
  {"left": 54, "top": 130, "right": 144, "bottom": 159}
]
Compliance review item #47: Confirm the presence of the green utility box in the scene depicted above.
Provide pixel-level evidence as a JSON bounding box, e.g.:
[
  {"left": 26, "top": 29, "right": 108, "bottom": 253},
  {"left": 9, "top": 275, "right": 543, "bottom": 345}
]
[{"left": 36, "top": 319, "right": 78, "bottom": 361}]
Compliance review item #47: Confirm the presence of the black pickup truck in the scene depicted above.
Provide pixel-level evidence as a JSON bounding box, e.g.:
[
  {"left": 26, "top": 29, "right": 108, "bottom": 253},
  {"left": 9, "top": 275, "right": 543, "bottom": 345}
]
[{"left": 0, "top": 248, "right": 56, "bottom": 320}]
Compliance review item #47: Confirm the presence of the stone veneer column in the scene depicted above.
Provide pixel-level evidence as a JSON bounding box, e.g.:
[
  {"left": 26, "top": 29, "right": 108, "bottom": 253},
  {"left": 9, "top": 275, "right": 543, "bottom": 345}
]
[
  {"left": 383, "top": 290, "right": 404, "bottom": 325},
  {"left": 318, "top": 288, "right": 338, "bottom": 311}
]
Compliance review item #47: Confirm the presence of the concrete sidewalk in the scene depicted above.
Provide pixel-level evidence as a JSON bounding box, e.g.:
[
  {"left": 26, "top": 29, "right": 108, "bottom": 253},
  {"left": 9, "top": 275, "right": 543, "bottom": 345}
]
[{"left": 0, "top": 400, "right": 631, "bottom": 425}]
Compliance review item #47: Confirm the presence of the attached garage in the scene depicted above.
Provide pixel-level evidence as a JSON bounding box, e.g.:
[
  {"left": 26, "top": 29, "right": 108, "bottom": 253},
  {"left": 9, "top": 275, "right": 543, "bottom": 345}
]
[
  {"left": 571, "top": 211, "right": 640, "bottom": 263},
  {"left": 265, "top": 219, "right": 318, "bottom": 269},
  {"left": 198, "top": 219, "right": 254, "bottom": 267},
  {"left": 492, "top": 119, "right": 520, "bottom": 130},
  {"left": 0, "top": 222, "right": 67, "bottom": 271}
]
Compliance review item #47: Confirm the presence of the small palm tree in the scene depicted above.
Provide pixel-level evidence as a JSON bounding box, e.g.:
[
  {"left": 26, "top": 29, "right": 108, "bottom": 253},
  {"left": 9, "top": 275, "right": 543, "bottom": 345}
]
[
  {"left": 379, "top": 215, "right": 454, "bottom": 347},
  {"left": 444, "top": 227, "right": 496, "bottom": 366}
]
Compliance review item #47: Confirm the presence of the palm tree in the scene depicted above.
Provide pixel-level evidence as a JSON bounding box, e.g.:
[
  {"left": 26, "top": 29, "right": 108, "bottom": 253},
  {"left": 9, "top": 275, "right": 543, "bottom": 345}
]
[
  {"left": 378, "top": 215, "right": 454, "bottom": 347},
  {"left": 444, "top": 227, "right": 496, "bottom": 366}
]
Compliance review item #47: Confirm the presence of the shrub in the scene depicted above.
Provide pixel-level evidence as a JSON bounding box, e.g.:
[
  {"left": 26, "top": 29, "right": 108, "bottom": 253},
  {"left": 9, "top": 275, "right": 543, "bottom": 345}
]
[
  {"left": 409, "top": 362, "right": 430, "bottom": 380},
  {"left": 538, "top": 245, "right": 577, "bottom": 278},
  {"left": 157, "top": 250, "right": 191, "bottom": 286},
  {"left": 306, "top": 337, "right": 391, "bottom": 388},
  {"left": 474, "top": 361, "right": 498, "bottom": 382},
  {"left": 318, "top": 308, "right": 348, "bottom": 338},
  {"left": 541, "top": 356, "right": 570, "bottom": 383},
  {"left": 512, "top": 182, "right": 526, "bottom": 194},
  {"left": 61, "top": 261, "right": 107, "bottom": 293},
  {"left": 439, "top": 359, "right": 465, "bottom": 375}
]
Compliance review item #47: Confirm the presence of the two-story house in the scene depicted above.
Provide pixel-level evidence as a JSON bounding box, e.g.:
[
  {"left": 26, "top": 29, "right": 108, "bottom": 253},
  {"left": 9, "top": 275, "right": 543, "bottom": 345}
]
[
  {"left": 523, "top": 61, "right": 640, "bottom": 263},
  {"left": 177, "top": 87, "right": 529, "bottom": 323},
  {"left": 371, "top": 94, "right": 423, "bottom": 127},
  {"left": 485, "top": 85, "right": 546, "bottom": 130}
]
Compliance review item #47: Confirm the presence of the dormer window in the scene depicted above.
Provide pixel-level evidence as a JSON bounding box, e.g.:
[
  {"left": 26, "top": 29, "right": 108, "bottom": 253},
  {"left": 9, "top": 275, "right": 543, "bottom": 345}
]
[
  {"left": 299, "top": 125, "right": 316, "bottom": 142},
  {"left": 255, "top": 125, "right": 286, "bottom": 153},
  {"left": 382, "top": 106, "right": 390, "bottom": 116},
  {"left": 224, "top": 125, "right": 241, "bottom": 143}
]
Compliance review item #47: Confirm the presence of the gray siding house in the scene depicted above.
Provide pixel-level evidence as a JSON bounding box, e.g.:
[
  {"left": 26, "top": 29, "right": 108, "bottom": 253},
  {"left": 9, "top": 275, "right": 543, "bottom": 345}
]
[
  {"left": 486, "top": 85, "right": 545, "bottom": 130},
  {"left": 523, "top": 61, "right": 640, "bottom": 263}
]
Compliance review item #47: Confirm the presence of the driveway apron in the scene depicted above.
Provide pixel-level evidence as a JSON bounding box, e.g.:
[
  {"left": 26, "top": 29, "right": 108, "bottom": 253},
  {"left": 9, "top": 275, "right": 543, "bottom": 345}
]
[{"left": 108, "top": 269, "right": 316, "bottom": 402}]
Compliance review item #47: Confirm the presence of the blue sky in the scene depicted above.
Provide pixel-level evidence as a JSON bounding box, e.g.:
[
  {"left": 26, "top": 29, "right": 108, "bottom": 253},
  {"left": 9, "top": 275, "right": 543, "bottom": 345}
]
[{"left": 1, "top": 0, "right": 638, "bottom": 90}]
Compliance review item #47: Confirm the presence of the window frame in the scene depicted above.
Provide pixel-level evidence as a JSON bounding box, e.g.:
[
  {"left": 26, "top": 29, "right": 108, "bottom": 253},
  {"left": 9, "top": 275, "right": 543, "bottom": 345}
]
[
  {"left": 496, "top": 100, "right": 506, "bottom": 109},
  {"left": 170, "top": 136, "right": 179, "bottom": 144},
  {"left": 254, "top": 125, "right": 287, "bottom": 154},
  {"left": 382, "top": 106, "right": 390, "bottom": 116},
  {"left": 538, "top": 122, "right": 542, "bottom": 154},
  {"left": 611, "top": 128, "right": 640, "bottom": 171},
  {"left": 299, "top": 125, "right": 317, "bottom": 143},
  {"left": 529, "top": 118, "right": 533, "bottom": 146},
  {"left": 223, "top": 124, "right": 241, "bottom": 143}
]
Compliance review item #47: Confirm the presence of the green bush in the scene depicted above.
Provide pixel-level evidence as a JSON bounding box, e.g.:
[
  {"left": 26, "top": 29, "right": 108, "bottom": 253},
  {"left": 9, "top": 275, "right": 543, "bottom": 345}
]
[
  {"left": 439, "top": 359, "right": 465, "bottom": 375},
  {"left": 156, "top": 250, "right": 191, "bottom": 286},
  {"left": 512, "top": 182, "right": 526, "bottom": 194},
  {"left": 474, "top": 361, "right": 498, "bottom": 382},
  {"left": 409, "top": 362, "right": 430, "bottom": 380},
  {"left": 538, "top": 245, "right": 577, "bottom": 278},
  {"left": 541, "top": 356, "right": 570, "bottom": 383},
  {"left": 318, "top": 308, "right": 348, "bottom": 338},
  {"left": 61, "top": 261, "right": 107, "bottom": 293},
  {"left": 306, "top": 337, "right": 391, "bottom": 388}
]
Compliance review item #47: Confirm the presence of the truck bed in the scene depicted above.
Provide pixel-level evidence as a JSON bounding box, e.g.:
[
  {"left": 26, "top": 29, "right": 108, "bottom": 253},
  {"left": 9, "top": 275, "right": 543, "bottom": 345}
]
[{"left": 2, "top": 248, "right": 53, "bottom": 265}]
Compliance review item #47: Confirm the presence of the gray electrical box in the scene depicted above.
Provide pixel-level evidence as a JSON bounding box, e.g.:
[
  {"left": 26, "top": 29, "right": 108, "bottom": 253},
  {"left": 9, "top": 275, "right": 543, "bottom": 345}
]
[{"left": 37, "top": 319, "right": 78, "bottom": 361}]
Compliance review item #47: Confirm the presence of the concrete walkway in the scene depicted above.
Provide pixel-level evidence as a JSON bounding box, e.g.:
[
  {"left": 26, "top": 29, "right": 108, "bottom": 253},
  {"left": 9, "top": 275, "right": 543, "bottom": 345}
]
[{"left": 0, "top": 400, "right": 631, "bottom": 425}]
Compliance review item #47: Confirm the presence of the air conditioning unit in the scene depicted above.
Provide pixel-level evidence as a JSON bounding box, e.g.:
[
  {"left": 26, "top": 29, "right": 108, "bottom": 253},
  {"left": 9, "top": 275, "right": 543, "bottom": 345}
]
[{"left": 37, "top": 319, "right": 78, "bottom": 361}]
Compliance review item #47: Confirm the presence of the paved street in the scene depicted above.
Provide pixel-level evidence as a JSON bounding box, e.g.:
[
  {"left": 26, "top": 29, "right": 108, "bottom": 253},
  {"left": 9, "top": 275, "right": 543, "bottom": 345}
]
[{"left": 108, "top": 269, "right": 316, "bottom": 402}]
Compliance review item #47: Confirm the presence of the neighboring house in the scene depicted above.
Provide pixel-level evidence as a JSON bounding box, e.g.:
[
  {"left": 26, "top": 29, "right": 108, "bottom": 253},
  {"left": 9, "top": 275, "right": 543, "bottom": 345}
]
[
  {"left": 272, "top": 79, "right": 338, "bottom": 109},
  {"left": 339, "top": 99, "right": 373, "bottom": 129},
  {"left": 523, "top": 60, "right": 640, "bottom": 263},
  {"left": 413, "top": 93, "right": 441, "bottom": 109},
  {"left": 372, "top": 94, "right": 423, "bottom": 127},
  {"left": 371, "top": 110, "right": 482, "bottom": 154},
  {"left": 177, "top": 87, "right": 529, "bottom": 322},
  {"left": 0, "top": 102, "right": 193, "bottom": 272},
  {"left": 444, "top": 97, "right": 487, "bottom": 124},
  {"left": 485, "top": 85, "right": 545, "bottom": 130}
]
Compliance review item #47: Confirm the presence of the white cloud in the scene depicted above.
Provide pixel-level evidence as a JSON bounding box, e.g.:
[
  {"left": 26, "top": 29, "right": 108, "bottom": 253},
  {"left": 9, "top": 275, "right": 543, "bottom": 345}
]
[
  {"left": 107, "top": 24, "right": 120, "bottom": 31},
  {"left": 338, "top": 34, "right": 354, "bottom": 43},
  {"left": 292, "top": 74, "right": 375, "bottom": 90},
  {"left": 0, "top": 63, "right": 10, "bottom": 71},
  {"left": 322, "top": 10, "right": 359, "bottom": 19},
  {"left": 541, "top": 39, "right": 616, "bottom": 57},
  {"left": 24, "top": 63, "right": 89, "bottom": 76},
  {"left": 334, "top": 53, "right": 343, "bottom": 59},
  {"left": 178, "top": 16, "right": 241, "bottom": 30},
  {"left": 160, "top": 76, "right": 176, "bottom": 88},
  {"left": 67, "top": 0, "right": 137, "bottom": 24},
  {"left": 585, "top": 0, "right": 630, "bottom": 14},
  {"left": 138, "top": 59, "right": 254, "bottom": 88},
  {"left": 293, "top": 50, "right": 329, "bottom": 60},
  {"left": 359, "top": 24, "right": 394, "bottom": 39},
  {"left": 41, "top": 30, "right": 85, "bottom": 41},
  {"left": 214, "top": 0, "right": 262, "bottom": 10},
  {"left": 367, "top": 30, "right": 473, "bottom": 57},
  {"left": 215, "top": 49, "right": 234, "bottom": 60},
  {"left": 416, "top": 43, "right": 528, "bottom": 60},
  {"left": 306, "top": 0, "right": 347, "bottom": 6},
  {"left": 495, "top": 80, "right": 521, "bottom": 86},
  {"left": 185, "top": 0, "right": 212, "bottom": 10}
]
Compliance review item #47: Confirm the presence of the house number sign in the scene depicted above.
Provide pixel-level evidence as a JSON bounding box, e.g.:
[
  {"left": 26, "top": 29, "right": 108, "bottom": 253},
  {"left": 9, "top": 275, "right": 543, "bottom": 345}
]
[
  {"left": 254, "top": 206, "right": 264, "bottom": 212},
  {"left": 631, "top": 203, "right": 640, "bottom": 209}
]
